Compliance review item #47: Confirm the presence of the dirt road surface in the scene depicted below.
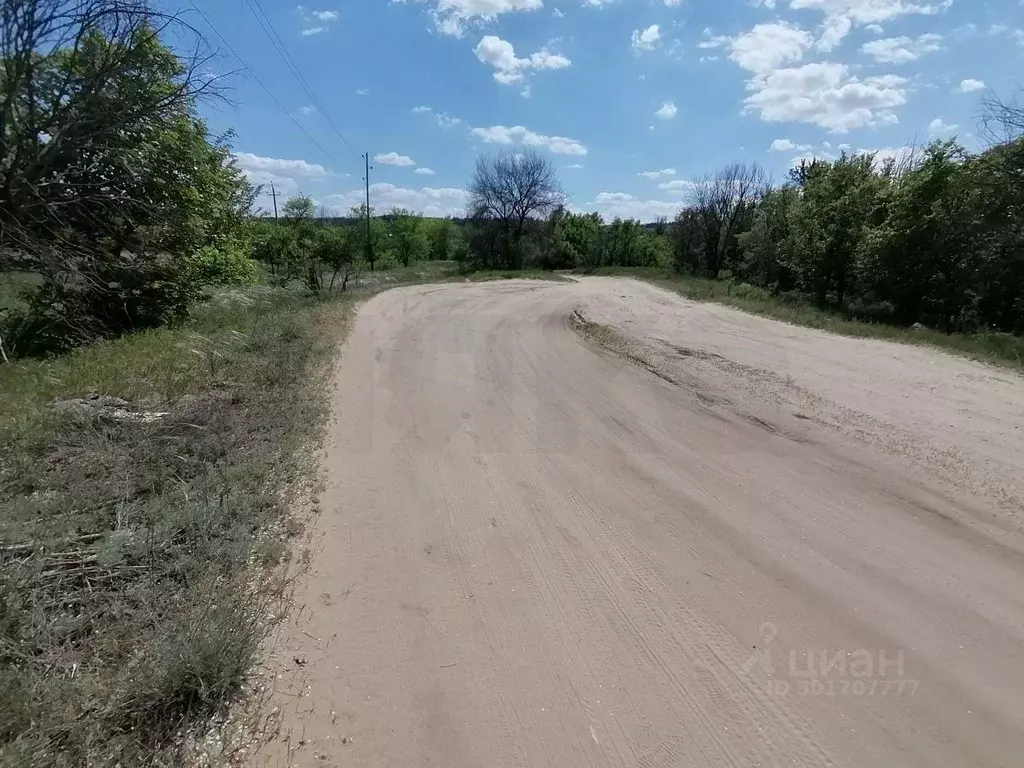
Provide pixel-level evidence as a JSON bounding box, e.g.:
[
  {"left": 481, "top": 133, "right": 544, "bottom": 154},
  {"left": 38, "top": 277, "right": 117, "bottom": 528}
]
[{"left": 259, "top": 277, "right": 1024, "bottom": 768}]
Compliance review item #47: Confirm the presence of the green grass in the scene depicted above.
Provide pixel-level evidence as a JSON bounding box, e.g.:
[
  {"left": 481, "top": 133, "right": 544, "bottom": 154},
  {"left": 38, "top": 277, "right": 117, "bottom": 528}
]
[
  {"left": 356, "top": 259, "right": 462, "bottom": 286},
  {"left": 352, "top": 261, "right": 564, "bottom": 288},
  {"left": 587, "top": 267, "right": 1024, "bottom": 371},
  {"left": 0, "top": 284, "right": 355, "bottom": 767},
  {"left": 456, "top": 268, "right": 567, "bottom": 282}
]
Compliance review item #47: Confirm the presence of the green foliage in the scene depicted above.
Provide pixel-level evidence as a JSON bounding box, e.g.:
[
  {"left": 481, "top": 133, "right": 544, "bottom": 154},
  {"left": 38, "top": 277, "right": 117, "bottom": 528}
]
[
  {"left": 426, "top": 217, "right": 458, "bottom": 260},
  {"left": 312, "top": 225, "right": 362, "bottom": 291},
  {"left": 737, "top": 187, "right": 800, "bottom": 292},
  {"left": 669, "top": 139, "right": 1024, "bottom": 337},
  {"left": 1, "top": 16, "right": 256, "bottom": 358},
  {"left": 560, "top": 210, "right": 603, "bottom": 269},
  {"left": 3, "top": 252, "right": 199, "bottom": 358},
  {"left": 188, "top": 240, "right": 260, "bottom": 286},
  {"left": 589, "top": 267, "right": 1024, "bottom": 369},
  {"left": 246, "top": 203, "right": 365, "bottom": 293},
  {"left": 282, "top": 194, "right": 316, "bottom": 221},
  {"left": 387, "top": 208, "right": 430, "bottom": 267}
]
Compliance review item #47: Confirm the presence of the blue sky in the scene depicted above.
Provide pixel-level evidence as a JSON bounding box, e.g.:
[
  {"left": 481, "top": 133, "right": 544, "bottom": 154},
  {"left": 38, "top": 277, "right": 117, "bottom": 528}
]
[{"left": 190, "top": 0, "right": 1023, "bottom": 221}]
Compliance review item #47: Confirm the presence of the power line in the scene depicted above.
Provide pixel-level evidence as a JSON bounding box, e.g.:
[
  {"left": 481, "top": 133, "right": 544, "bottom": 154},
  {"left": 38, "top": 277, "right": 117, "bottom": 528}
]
[
  {"left": 241, "top": 0, "right": 361, "bottom": 157},
  {"left": 185, "top": 1, "right": 353, "bottom": 176}
]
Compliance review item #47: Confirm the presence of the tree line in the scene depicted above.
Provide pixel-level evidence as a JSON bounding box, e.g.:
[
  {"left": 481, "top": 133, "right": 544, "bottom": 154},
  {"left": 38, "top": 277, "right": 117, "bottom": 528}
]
[
  {"left": 462, "top": 122, "right": 1024, "bottom": 336},
  {"left": 245, "top": 196, "right": 465, "bottom": 289}
]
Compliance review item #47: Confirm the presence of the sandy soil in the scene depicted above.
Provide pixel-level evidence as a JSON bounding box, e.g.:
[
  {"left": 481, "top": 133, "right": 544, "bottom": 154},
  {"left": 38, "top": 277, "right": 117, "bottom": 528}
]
[{"left": 257, "top": 277, "right": 1024, "bottom": 768}]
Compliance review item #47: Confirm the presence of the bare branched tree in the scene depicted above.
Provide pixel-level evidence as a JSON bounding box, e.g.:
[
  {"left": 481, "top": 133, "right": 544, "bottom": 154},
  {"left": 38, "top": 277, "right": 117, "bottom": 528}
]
[
  {"left": 982, "top": 90, "right": 1024, "bottom": 143},
  {"left": 0, "top": 0, "right": 252, "bottom": 356},
  {"left": 467, "top": 149, "right": 566, "bottom": 268},
  {"left": 0, "top": 0, "right": 221, "bottom": 265},
  {"left": 688, "top": 162, "right": 770, "bottom": 277}
]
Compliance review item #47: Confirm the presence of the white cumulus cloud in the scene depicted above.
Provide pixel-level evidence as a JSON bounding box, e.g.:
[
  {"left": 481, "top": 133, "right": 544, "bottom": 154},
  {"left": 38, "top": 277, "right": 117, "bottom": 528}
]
[
  {"left": 414, "top": 167, "right": 436, "bottom": 175},
  {"left": 658, "top": 179, "right": 695, "bottom": 194},
  {"left": 860, "top": 33, "right": 942, "bottom": 64},
  {"left": 654, "top": 101, "right": 678, "bottom": 119},
  {"left": 411, "top": 105, "right": 464, "bottom": 127},
  {"left": 324, "top": 184, "right": 468, "bottom": 217},
  {"left": 586, "top": 192, "right": 680, "bottom": 221},
  {"left": 788, "top": 0, "right": 952, "bottom": 50},
  {"left": 474, "top": 35, "right": 570, "bottom": 85},
  {"left": 712, "top": 22, "right": 814, "bottom": 74},
  {"left": 234, "top": 152, "right": 330, "bottom": 178},
  {"left": 470, "top": 124, "right": 587, "bottom": 155},
  {"left": 234, "top": 152, "right": 332, "bottom": 212},
  {"left": 744, "top": 62, "right": 907, "bottom": 132},
  {"left": 958, "top": 78, "right": 986, "bottom": 93},
  {"left": 928, "top": 117, "right": 957, "bottom": 135},
  {"left": 638, "top": 168, "right": 676, "bottom": 179},
  {"left": 770, "top": 138, "right": 812, "bottom": 151},
  {"left": 425, "top": 0, "right": 543, "bottom": 38},
  {"left": 632, "top": 24, "right": 661, "bottom": 52},
  {"left": 375, "top": 152, "right": 416, "bottom": 166},
  {"left": 704, "top": 20, "right": 910, "bottom": 131},
  {"left": 297, "top": 6, "right": 340, "bottom": 32}
]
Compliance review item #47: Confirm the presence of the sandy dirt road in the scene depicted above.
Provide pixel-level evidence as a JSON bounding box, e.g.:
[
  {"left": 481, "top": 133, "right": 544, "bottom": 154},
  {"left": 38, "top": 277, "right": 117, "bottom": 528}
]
[{"left": 260, "top": 277, "right": 1024, "bottom": 768}]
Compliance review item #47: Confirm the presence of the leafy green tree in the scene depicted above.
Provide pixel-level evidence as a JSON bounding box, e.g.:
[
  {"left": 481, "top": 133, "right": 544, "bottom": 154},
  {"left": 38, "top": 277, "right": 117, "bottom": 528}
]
[
  {"left": 428, "top": 217, "right": 457, "bottom": 261},
  {"left": 388, "top": 208, "right": 429, "bottom": 267},
  {"left": 347, "top": 204, "right": 386, "bottom": 270},
  {"left": 671, "top": 208, "right": 705, "bottom": 275},
  {"left": 564, "top": 211, "right": 603, "bottom": 269},
  {"left": 283, "top": 195, "right": 316, "bottom": 222},
  {"left": 312, "top": 225, "right": 361, "bottom": 291},
  {"left": 736, "top": 186, "right": 800, "bottom": 293},
  {"left": 969, "top": 137, "right": 1024, "bottom": 333},
  {"left": 787, "top": 153, "right": 886, "bottom": 306},
  {"left": 0, "top": 5, "right": 254, "bottom": 356}
]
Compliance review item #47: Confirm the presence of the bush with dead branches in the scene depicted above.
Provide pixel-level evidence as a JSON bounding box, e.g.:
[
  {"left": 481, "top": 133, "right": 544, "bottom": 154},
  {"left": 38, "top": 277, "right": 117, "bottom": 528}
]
[{"left": 0, "top": 0, "right": 255, "bottom": 357}]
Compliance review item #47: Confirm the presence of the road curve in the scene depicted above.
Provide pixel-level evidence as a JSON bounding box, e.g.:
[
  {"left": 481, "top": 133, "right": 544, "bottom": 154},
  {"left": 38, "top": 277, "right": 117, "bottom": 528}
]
[{"left": 261, "top": 278, "right": 1024, "bottom": 768}]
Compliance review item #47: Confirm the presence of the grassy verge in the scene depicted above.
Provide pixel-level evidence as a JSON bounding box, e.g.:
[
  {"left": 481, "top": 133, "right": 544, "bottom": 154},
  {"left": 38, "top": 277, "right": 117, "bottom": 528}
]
[
  {"left": 354, "top": 261, "right": 564, "bottom": 289},
  {"left": 0, "top": 284, "right": 354, "bottom": 767},
  {"left": 455, "top": 268, "right": 566, "bottom": 282},
  {"left": 587, "top": 267, "right": 1024, "bottom": 371}
]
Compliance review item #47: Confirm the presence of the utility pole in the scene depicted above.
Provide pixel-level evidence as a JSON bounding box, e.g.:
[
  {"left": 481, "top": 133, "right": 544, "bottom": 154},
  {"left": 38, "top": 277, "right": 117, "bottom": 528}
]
[
  {"left": 271, "top": 180, "right": 278, "bottom": 220},
  {"left": 363, "top": 152, "right": 374, "bottom": 271}
]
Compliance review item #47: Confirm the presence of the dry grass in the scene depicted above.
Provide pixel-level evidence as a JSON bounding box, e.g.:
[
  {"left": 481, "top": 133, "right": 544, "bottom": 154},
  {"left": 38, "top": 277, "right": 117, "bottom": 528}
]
[{"left": 0, "top": 285, "right": 355, "bottom": 767}]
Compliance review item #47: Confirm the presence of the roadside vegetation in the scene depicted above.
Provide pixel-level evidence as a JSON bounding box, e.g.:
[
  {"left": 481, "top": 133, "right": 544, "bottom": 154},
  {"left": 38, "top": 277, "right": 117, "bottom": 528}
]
[
  {"left": 456, "top": 112, "right": 1024, "bottom": 367},
  {"left": 1, "top": 287, "right": 352, "bottom": 767},
  {"left": 588, "top": 267, "right": 1024, "bottom": 369}
]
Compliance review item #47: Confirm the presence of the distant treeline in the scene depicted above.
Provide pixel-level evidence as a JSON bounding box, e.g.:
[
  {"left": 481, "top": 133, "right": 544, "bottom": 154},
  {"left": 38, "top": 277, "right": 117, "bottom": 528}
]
[{"left": 454, "top": 132, "right": 1024, "bottom": 336}]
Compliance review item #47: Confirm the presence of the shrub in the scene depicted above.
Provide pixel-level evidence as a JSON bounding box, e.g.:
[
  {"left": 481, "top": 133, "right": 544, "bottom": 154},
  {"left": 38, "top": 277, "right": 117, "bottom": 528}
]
[
  {"left": 2, "top": 252, "right": 198, "bottom": 358},
  {"left": 188, "top": 241, "right": 259, "bottom": 286}
]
